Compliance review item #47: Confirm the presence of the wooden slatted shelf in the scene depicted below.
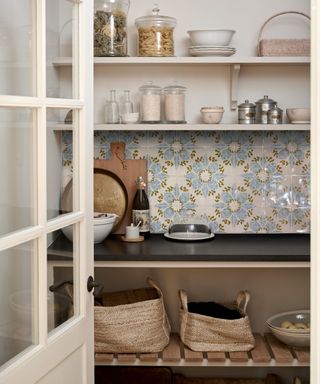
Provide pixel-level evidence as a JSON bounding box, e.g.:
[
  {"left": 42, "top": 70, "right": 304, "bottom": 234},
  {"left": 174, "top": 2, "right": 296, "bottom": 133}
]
[{"left": 95, "top": 333, "right": 309, "bottom": 367}]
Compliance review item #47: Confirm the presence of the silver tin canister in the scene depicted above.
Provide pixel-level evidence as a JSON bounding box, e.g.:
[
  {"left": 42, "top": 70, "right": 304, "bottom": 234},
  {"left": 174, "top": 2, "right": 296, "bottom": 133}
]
[
  {"left": 267, "top": 104, "right": 283, "bottom": 124},
  {"left": 255, "top": 95, "right": 276, "bottom": 124},
  {"left": 238, "top": 100, "right": 256, "bottom": 124}
]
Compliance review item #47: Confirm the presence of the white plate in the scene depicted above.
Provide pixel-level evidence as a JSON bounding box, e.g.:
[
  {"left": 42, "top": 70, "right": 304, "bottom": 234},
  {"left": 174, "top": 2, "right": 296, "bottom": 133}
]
[
  {"left": 189, "top": 51, "right": 235, "bottom": 57},
  {"left": 290, "top": 120, "right": 310, "bottom": 124},
  {"left": 190, "top": 45, "right": 235, "bottom": 50},
  {"left": 164, "top": 232, "right": 215, "bottom": 241}
]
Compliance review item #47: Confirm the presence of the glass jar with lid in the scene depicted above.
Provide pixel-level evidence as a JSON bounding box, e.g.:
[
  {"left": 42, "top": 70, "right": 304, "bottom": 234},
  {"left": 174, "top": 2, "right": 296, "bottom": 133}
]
[
  {"left": 139, "top": 82, "right": 162, "bottom": 123},
  {"left": 94, "top": 0, "right": 130, "bottom": 57},
  {"left": 135, "top": 4, "right": 177, "bottom": 57},
  {"left": 163, "top": 83, "right": 187, "bottom": 123}
]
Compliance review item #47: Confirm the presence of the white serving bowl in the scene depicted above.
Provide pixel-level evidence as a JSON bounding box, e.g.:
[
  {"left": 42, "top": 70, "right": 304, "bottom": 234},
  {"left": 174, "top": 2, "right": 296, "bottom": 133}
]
[
  {"left": 62, "top": 213, "right": 118, "bottom": 243},
  {"left": 201, "top": 107, "right": 224, "bottom": 124},
  {"left": 266, "top": 310, "right": 310, "bottom": 348},
  {"left": 286, "top": 108, "right": 310, "bottom": 123},
  {"left": 121, "top": 112, "right": 139, "bottom": 124},
  {"left": 187, "top": 29, "right": 235, "bottom": 46}
]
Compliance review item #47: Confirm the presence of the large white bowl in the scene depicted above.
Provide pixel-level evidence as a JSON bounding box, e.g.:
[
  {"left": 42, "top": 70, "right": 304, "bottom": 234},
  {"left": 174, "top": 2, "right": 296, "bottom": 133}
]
[
  {"left": 286, "top": 108, "right": 310, "bottom": 123},
  {"left": 62, "top": 213, "right": 118, "bottom": 243},
  {"left": 266, "top": 310, "right": 310, "bottom": 348},
  {"left": 187, "top": 29, "right": 235, "bottom": 46}
]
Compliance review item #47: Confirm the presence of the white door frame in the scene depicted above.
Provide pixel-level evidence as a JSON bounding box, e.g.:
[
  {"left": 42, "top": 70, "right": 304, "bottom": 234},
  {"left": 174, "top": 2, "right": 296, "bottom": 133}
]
[{"left": 0, "top": 0, "right": 93, "bottom": 382}]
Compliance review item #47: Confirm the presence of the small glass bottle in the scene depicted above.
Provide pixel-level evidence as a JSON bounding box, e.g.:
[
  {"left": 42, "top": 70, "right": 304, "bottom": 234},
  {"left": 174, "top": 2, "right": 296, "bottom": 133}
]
[
  {"left": 120, "top": 90, "right": 134, "bottom": 121},
  {"left": 132, "top": 176, "right": 150, "bottom": 238},
  {"left": 104, "top": 89, "right": 120, "bottom": 123}
]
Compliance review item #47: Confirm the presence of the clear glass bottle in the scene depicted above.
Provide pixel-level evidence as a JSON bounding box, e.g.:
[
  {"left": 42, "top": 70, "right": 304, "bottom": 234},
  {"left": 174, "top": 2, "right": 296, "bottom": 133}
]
[
  {"left": 132, "top": 176, "right": 150, "bottom": 238},
  {"left": 120, "top": 90, "right": 134, "bottom": 119},
  {"left": 104, "top": 89, "right": 120, "bottom": 123},
  {"left": 94, "top": 0, "right": 130, "bottom": 57}
]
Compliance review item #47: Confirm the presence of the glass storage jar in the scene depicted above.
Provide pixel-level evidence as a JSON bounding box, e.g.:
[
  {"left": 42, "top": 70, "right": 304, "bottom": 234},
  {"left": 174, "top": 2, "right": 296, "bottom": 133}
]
[
  {"left": 163, "top": 83, "right": 187, "bottom": 123},
  {"left": 135, "top": 5, "right": 177, "bottom": 57},
  {"left": 94, "top": 0, "right": 129, "bottom": 57},
  {"left": 139, "top": 82, "right": 162, "bottom": 123}
]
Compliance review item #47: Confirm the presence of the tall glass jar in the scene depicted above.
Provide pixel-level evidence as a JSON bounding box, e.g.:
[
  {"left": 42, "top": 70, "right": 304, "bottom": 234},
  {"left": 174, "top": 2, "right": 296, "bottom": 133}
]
[
  {"left": 139, "top": 82, "right": 162, "bottom": 123},
  {"left": 135, "top": 5, "right": 177, "bottom": 57},
  {"left": 94, "top": 0, "right": 129, "bottom": 57},
  {"left": 163, "top": 83, "right": 187, "bottom": 123}
]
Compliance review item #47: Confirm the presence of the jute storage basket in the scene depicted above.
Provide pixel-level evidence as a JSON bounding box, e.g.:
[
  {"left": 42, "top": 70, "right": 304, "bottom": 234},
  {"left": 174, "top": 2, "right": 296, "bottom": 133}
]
[
  {"left": 94, "top": 277, "right": 171, "bottom": 353},
  {"left": 257, "top": 11, "right": 310, "bottom": 57},
  {"left": 179, "top": 290, "right": 255, "bottom": 352}
]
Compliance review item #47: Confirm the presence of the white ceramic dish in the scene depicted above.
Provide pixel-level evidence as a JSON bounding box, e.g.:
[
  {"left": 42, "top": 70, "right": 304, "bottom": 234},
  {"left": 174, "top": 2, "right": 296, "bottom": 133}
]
[
  {"left": 164, "top": 232, "right": 215, "bottom": 241},
  {"left": 187, "top": 29, "right": 235, "bottom": 46},
  {"left": 189, "top": 49, "right": 235, "bottom": 57},
  {"left": 267, "top": 326, "right": 310, "bottom": 348},
  {"left": 121, "top": 112, "right": 140, "bottom": 124},
  {"left": 286, "top": 108, "right": 310, "bottom": 123},
  {"left": 201, "top": 107, "right": 224, "bottom": 124}
]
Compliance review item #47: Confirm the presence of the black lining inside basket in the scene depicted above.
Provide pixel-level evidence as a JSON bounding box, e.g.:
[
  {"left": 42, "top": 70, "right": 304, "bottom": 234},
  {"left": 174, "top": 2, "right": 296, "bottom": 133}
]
[{"left": 187, "top": 301, "right": 242, "bottom": 320}]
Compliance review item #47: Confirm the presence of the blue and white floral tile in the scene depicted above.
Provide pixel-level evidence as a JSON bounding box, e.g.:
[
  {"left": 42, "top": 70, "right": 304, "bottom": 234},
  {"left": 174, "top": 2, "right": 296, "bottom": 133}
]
[
  {"left": 266, "top": 175, "right": 292, "bottom": 208},
  {"left": 147, "top": 158, "right": 170, "bottom": 197},
  {"left": 290, "top": 208, "right": 310, "bottom": 233},
  {"left": 291, "top": 175, "right": 311, "bottom": 208},
  {"left": 248, "top": 211, "right": 280, "bottom": 233},
  {"left": 273, "top": 206, "right": 310, "bottom": 233}
]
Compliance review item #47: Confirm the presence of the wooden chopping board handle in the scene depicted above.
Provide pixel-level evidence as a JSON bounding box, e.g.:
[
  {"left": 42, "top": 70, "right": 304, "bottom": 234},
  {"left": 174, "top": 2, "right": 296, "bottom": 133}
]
[{"left": 111, "top": 142, "right": 127, "bottom": 170}]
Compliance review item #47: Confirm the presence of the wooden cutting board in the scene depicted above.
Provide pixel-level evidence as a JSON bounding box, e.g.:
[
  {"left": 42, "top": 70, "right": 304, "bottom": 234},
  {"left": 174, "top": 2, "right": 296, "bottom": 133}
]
[{"left": 94, "top": 142, "right": 148, "bottom": 235}]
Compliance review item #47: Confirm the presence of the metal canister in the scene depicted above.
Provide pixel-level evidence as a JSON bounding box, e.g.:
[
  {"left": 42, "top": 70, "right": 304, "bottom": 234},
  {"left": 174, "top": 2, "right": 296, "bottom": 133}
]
[
  {"left": 238, "top": 100, "right": 256, "bottom": 124},
  {"left": 255, "top": 95, "right": 276, "bottom": 124},
  {"left": 267, "top": 104, "right": 283, "bottom": 124}
]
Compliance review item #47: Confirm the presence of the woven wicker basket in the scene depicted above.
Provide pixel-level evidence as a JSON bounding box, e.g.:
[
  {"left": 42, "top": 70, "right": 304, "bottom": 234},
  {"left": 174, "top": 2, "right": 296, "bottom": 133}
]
[
  {"left": 257, "top": 11, "right": 310, "bottom": 57},
  {"left": 94, "top": 277, "right": 171, "bottom": 353},
  {"left": 179, "top": 290, "right": 255, "bottom": 352}
]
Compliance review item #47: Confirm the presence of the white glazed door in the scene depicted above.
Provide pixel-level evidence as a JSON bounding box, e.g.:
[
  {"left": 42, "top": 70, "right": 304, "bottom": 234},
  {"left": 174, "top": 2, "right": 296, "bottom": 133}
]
[{"left": 0, "top": 0, "right": 93, "bottom": 383}]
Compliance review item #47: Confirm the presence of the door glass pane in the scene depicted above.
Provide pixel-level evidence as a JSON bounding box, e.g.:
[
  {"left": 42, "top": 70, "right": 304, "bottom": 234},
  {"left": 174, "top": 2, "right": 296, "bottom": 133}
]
[
  {"left": 47, "top": 226, "right": 76, "bottom": 333},
  {"left": 0, "top": 107, "right": 36, "bottom": 237},
  {"left": 0, "top": 240, "right": 37, "bottom": 366},
  {"left": 47, "top": 108, "right": 75, "bottom": 220},
  {"left": 46, "top": 0, "right": 74, "bottom": 98},
  {"left": 0, "top": 0, "right": 35, "bottom": 96}
]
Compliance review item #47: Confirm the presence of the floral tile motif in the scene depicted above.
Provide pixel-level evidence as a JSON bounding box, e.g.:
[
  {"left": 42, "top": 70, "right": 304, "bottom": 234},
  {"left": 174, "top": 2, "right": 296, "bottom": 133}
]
[{"left": 75, "top": 130, "right": 313, "bottom": 233}]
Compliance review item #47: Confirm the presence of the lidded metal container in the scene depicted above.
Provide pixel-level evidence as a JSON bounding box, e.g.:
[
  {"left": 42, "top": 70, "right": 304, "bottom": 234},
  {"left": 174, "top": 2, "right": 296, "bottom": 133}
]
[
  {"left": 135, "top": 5, "right": 177, "bottom": 57},
  {"left": 94, "top": 0, "right": 130, "bottom": 57},
  {"left": 163, "top": 83, "right": 187, "bottom": 123},
  {"left": 267, "top": 104, "right": 283, "bottom": 124},
  {"left": 255, "top": 95, "right": 277, "bottom": 124},
  {"left": 238, "top": 100, "right": 256, "bottom": 124},
  {"left": 139, "top": 81, "right": 162, "bottom": 123}
]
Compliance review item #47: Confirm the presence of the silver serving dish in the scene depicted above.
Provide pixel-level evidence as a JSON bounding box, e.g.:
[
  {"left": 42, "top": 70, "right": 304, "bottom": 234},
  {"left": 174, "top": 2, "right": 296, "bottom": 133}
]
[{"left": 165, "top": 215, "right": 214, "bottom": 241}]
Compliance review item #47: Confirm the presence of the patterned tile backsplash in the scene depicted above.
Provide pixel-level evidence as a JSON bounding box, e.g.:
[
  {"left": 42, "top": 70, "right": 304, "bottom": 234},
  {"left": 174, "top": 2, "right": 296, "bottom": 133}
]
[{"left": 64, "top": 130, "right": 310, "bottom": 233}]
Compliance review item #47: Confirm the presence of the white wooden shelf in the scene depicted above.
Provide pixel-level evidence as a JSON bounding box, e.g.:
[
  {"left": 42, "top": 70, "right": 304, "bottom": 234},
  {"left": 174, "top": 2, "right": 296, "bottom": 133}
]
[
  {"left": 52, "top": 56, "right": 310, "bottom": 67},
  {"left": 93, "top": 123, "right": 310, "bottom": 131},
  {"left": 95, "top": 333, "right": 309, "bottom": 367}
]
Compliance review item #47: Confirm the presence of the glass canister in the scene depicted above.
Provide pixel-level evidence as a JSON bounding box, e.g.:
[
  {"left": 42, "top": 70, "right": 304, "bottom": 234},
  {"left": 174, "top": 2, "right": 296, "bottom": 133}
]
[
  {"left": 94, "top": 0, "right": 129, "bottom": 57},
  {"left": 163, "top": 83, "right": 187, "bottom": 123},
  {"left": 139, "top": 82, "right": 162, "bottom": 123},
  {"left": 255, "top": 95, "right": 277, "bottom": 124},
  {"left": 135, "top": 5, "right": 177, "bottom": 57}
]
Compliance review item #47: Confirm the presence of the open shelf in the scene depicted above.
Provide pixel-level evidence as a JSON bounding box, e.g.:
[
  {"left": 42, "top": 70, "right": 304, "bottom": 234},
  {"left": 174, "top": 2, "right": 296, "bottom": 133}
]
[{"left": 95, "top": 333, "right": 309, "bottom": 367}]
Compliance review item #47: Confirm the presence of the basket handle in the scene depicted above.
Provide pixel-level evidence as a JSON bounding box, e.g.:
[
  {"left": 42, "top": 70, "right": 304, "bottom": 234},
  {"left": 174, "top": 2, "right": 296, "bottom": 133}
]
[
  {"left": 257, "top": 11, "right": 310, "bottom": 56},
  {"left": 178, "top": 289, "right": 188, "bottom": 311},
  {"left": 235, "top": 290, "right": 251, "bottom": 314},
  {"left": 146, "top": 277, "right": 164, "bottom": 298}
]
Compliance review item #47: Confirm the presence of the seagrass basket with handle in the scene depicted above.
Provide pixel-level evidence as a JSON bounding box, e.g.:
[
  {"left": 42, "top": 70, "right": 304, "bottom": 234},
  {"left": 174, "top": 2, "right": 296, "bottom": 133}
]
[
  {"left": 179, "top": 289, "right": 255, "bottom": 352},
  {"left": 94, "top": 277, "right": 171, "bottom": 353},
  {"left": 257, "top": 11, "right": 310, "bottom": 57}
]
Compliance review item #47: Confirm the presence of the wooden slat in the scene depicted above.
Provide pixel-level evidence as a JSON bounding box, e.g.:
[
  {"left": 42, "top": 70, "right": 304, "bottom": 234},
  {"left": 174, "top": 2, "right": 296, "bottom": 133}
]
[
  {"left": 265, "top": 333, "right": 294, "bottom": 363},
  {"left": 162, "top": 334, "right": 181, "bottom": 362},
  {"left": 229, "top": 351, "right": 249, "bottom": 362},
  {"left": 183, "top": 346, "right": 204, "bottom": 362},
  {"left": 292, "top": 347, "right": 310, "bottom": 363},
  {"left": 207, "top": 351, "right": 227, "bottom": 362},
  {"left": 117, "top": 353, "right": 137, "bottom": 363},
  {"left": 95, "top": 353, "right": 114, "bottom": 363},
  {"left": 251, "top": 334, "right": 272, "bottom": 363},
  {"left": 139, "top": 353, "right": 159, "bottom": 362}
]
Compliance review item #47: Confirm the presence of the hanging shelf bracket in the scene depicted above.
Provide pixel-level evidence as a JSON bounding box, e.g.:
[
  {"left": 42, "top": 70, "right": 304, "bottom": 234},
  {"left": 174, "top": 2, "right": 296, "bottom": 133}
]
[{"left": 230, "top": 64, "right": 241, "bottom": 111}]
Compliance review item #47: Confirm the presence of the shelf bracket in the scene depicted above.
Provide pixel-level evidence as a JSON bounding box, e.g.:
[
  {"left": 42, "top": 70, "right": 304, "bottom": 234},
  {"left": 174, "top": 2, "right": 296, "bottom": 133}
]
[{"left": 230, "top": 64, "right": 241, "bottom": 111}]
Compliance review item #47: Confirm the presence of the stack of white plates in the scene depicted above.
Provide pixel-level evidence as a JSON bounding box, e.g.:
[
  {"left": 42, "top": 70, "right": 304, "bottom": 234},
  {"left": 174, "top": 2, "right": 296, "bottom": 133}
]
[{"left": 189, "top": 45, "right": 236, "bottom": 57}]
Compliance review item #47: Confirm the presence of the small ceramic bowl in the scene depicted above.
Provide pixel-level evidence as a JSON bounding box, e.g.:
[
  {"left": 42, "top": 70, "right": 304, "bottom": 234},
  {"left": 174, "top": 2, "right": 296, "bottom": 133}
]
[
  {"left": 121, "top": 112, "right": 140, "bottom": 124},
  {"left": 187, "top": 29, "right": 235, "bottom": 46},
  {"left": 201, "top": 107, "right": 224, "bottom": 124},
  {"left": 286, "top": 108, "right": 310, "bottom": 124}
]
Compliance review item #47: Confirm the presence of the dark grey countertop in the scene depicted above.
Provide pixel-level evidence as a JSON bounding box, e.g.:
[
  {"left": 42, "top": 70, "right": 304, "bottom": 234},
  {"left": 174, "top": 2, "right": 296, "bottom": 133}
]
[{"left": 48, "top": 233, "right": 310, "bottom": 262}]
